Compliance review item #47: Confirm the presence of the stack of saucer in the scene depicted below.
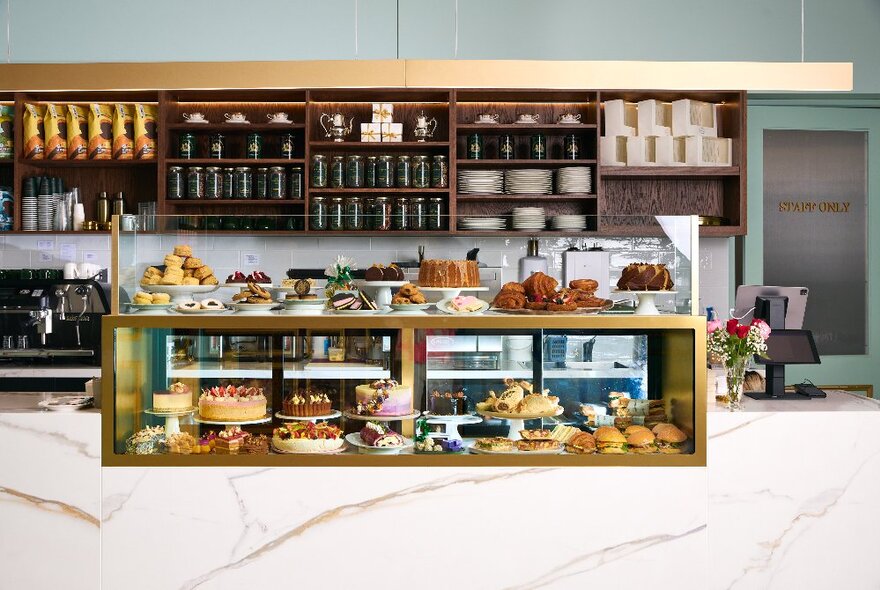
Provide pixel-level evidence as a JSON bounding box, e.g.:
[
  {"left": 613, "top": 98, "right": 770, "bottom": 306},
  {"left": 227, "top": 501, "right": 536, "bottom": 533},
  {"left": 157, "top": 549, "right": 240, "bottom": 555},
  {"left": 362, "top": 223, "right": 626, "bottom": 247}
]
[
  {"left": 551, "top": 214, "right": 588, "bottom": 231},
  {"left": 512, "top": 207, "right": 546, "bottom": 231},
  {"left": 505, "top": 169, "right": 553, "bottom": 194},
  {"left": 556, "top": 167, "right": 592, "bottom": 194},
  {"left": 458, "top": 169, "right": 504, "bottom": 194},
  {"left": 458, "top": 217, "right": 506, "bottom": 232}
]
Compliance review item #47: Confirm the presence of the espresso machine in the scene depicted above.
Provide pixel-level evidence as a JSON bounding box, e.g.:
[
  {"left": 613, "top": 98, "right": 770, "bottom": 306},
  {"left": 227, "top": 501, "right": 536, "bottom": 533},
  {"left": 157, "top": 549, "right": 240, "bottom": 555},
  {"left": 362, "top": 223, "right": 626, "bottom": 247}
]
[{"left": 0, "top": 278, "right": 111, "bottom": 386}]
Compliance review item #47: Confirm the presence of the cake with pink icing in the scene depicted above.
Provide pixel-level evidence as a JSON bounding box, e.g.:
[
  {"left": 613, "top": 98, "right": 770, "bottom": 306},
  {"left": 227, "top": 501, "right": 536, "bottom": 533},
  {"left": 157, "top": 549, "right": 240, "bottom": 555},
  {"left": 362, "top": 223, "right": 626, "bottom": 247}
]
[
  {"left": 353, "top": 379, "right": 412, "bottom": 416},
  {"left": 449, "top": 295, "right": 484, "bottom": 312},
  {"left": 198, "top": 385, "right": 267, "bottom": 422}
]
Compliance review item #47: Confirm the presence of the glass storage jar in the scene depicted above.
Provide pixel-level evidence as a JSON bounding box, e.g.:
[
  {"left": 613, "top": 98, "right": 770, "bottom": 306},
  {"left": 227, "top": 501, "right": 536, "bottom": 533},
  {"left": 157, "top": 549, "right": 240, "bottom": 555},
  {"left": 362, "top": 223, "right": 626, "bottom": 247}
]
[
  {"left": 235, "top": 167, "right": 253, "bottom": 199},
  {"left": 204, "top": 166, "right": 222, "bottom": 200},
  {"left": 289, "top": 166, "right": 303, "bottom": 199},
  {"left": 393, "top": 196, "right": 410, "bottom": 230},
  {"left": 373, "top": 196, "right": 392, "bottom": 231},
  {"left": 412, "top": 156, "right": 431, "bottom": 188},
  {"left": 365, "top": 156, "right": 377, "bottom": 188},
  {"left": 310, "top": 196, "right": 328, "bottom": 230},
  {"left": 431, "top": 155, "right": 449, "bottom": 187},
  {"left": 222, "top": 168, "right": 234, "bottom": 199},
  {"left": 428, "top": 197, "right": 444, "bottom": 230},
  {"left": 345, "top": 155, "right": 364, "bottom": 188},
  {"left": 410, "top": 196, "right": 428, "bottom": 230},
  {"left": 311, "top": 155, "right": 328, "bottom": 188},
  {"left": 255, "top": 167, "right": 268, "bottom": 199},
  {"left": 330, "top": 156, "right": 345, "bottom": 188},
  {"left": 396, "top": 155, "right": 411, "bottom": 188},
  {"left": 186, "top": 166, "right": 205, "bottom": 200},
  {"left": 345, "top": 196, "right": 364, "bottom": 230},
  {"left": 268, "top": 167, "right": 286, "bottom": 199},
  {"left": 328, "top": 196, "right": 345, "bottom": 230},
  {"left": 377, "top": 155, "right": 394, "bottom": 188},
  {"left": 167, "top": 166, "right": 184, "bottom": 200}
]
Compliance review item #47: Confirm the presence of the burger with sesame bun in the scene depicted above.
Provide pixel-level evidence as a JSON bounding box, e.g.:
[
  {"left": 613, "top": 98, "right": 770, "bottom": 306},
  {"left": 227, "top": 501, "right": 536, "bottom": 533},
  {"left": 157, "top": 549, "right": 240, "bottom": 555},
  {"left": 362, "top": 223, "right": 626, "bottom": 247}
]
[
  {"left": 654, "top": 424, "right": 687, "bottom": 454},
  {"left": 595, "top": 426, "right": 628, "bottom": 454},
  {"left": 626, "top": 429, "right": 658, "bottom": 454}
]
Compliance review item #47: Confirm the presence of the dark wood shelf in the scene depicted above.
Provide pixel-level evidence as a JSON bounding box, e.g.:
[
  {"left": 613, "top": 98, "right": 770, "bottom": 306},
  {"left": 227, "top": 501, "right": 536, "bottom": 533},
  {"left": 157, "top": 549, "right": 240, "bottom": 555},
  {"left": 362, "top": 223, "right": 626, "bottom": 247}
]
[
  {"left": 598, "top": 225, "right": 741, "bottom": 237},
  {"left": 165, "top": 199, "right": 305, "bottom": 206},
  {"left": 16, "top": 158, "right": 157, "bottom": 167},
  {"left": 457, "top": 159, "right": 595, "bottom": 166},
  {"left": 311, "top": 230, "right": 449, "bottom": 236},
  {"left": 456, "top": 193, "right": 596, "bottom": 201},
  {"left": 309, "top": 141, "right": 450, "bottom": 149},
  {"left": 0, "top": 160, "right": 13, "bottom": 165},
  {"left": 165, "top": 158, "right": 305, "bottom": 165},
  {"left": 454, "top": 230, "right": 598, "bottom": 237},
  {"left": 456, "top": 123, "right": 596, "bottom": 131},
  {"left": 167, "top": 123, "right": 305, "bottom": 132},
  {"left": 309, "top": 187, "right": 449, "bottom": 194},
  {"left": 600, "top": 166, "right": 740, "bottom": 177},
  {"left": 5, "top": 230, "right": 111, "bottom": 235}
]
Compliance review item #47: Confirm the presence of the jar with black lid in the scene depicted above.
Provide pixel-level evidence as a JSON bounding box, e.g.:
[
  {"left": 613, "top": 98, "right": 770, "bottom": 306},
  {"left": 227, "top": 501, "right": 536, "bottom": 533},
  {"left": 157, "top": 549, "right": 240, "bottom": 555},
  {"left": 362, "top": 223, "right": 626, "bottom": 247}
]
[
  {"left": 186, "top": 167, "right": 205, "bottom": 200},
  {"left": 330, "top": 156, "right": 345, "bottom": 188},
  {"left": 205, "top": 167, "right": 222, "bottom": 200},
  {"left": 310, "top": 196, "right": 328, "bottom": 231},
  {"left": 328, "top": 196, "right": 345, "bottom": 230},
  {"left": 167, "top": 166, "right": 185, "bottom": 200}
]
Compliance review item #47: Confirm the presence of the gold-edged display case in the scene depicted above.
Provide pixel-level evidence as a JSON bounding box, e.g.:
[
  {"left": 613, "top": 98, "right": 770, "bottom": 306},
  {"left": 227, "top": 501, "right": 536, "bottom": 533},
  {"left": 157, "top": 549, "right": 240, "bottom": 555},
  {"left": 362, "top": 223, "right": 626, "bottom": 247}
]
[{"left": 103, "top": 314, "right": 706, "bottom": 466}]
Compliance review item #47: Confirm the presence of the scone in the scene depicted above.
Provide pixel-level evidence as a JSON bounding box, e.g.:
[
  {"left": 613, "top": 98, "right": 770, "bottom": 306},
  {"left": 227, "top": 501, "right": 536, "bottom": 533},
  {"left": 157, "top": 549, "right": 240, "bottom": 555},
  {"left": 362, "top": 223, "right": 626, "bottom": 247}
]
[
  {"left": 141, "top": 275, "right": 161, "bottom": 285},
  {"left": 143, "top": 266, "right": 162, "bottom": 277},
  {"left": 173, "top": 245, "right": 193, "bottom": 257},
  {"left": 193, "top": 265, "right": 213, "bottom": 280},
  {"left": 133, "top": 291, "right": 153, "bottom": 304},
  {"left": 163, "top": 254, "right": 184, "bottom": 268},
  {"left": 183, "top": 269, "right": 195, "bottom": 277},
  {"left": 151, "top": 292, "right": 171, "bottom": 304},
  {"left": 199, "top": 274, "right": 219, "bottom": 286},
  {"left": 182, "top": 277, "right": 199, "bottom": 286},
  {"left": 183, "top": 257, "right": 202, "bottom": 269},
  {"left": 160, "top": 274, "right": 183, "bottom": 285}
]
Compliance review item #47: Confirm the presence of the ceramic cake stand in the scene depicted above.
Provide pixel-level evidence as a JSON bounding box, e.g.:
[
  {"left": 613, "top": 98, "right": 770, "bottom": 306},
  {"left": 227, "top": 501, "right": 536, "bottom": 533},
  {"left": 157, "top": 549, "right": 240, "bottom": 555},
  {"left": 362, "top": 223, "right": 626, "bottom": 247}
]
[
  {"left": 422, "top": 412, "right": 482, "bottom": 441},
  {"left": 613, "top": 289, "right": 677, "bottom": 316},
  {"left": 419, "top": 286, "right": 490, "bottom": 300},
  {"left": 358, "top": 280, "right": 407, "bottom": 309},
  {"left": 192, "top": 414, "right": 273, "bottom": 429},
  {"left": 145, "top": 284, "right": 220, "bottom": 303},
  {"left": 144, "top": 407, "right": 196, "bottom": 436},
  {"left": 477, "top": 408, "right": 564, "bottom": 440},
  {"left": 275, "top": 409, "right": 342, "bottom": 423},
  {"left": 343, "top": 410, "right": 422, "bottom": 422}
]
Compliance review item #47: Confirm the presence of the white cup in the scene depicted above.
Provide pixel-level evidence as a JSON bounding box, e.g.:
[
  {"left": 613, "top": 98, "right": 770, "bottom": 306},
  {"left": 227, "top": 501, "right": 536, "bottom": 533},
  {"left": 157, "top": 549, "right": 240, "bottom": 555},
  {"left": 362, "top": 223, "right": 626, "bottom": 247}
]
[{"left": 63, "top": 262, "right": 80, "bottom": 279}]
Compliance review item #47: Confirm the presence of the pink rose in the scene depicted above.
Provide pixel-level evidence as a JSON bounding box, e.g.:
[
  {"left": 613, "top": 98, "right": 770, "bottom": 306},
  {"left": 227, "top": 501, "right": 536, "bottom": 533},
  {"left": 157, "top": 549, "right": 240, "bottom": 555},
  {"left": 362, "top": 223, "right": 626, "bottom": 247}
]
[
  {"left": 707, "top": 319, "right": 723, "bottom": 333},
  {"left": 751, "top": 318, "right": 772, "bottom": 340}
]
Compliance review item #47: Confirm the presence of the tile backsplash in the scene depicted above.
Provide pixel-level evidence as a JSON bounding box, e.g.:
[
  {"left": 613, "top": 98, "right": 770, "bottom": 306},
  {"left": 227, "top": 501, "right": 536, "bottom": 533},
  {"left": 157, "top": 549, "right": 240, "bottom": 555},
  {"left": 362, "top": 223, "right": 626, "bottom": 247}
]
[{"left": 0, "top": 233, "right": 731, "bottom": 314}]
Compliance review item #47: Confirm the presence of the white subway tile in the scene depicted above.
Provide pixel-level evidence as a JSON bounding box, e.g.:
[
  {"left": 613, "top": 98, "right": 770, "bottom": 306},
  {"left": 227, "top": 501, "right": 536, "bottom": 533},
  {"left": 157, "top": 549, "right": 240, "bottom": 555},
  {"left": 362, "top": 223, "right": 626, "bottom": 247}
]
[
  {"left": 0, "top": 250, "right": 31, "bottom": 267},
  {"left": 316, "top": 237, "right": 371, "bottom": 251},
  {"left": 160, "top": 234, "right": 215, "bottom": 251},
  {"left": 134, "top": 234, "right": 163, "bottom": 250}
]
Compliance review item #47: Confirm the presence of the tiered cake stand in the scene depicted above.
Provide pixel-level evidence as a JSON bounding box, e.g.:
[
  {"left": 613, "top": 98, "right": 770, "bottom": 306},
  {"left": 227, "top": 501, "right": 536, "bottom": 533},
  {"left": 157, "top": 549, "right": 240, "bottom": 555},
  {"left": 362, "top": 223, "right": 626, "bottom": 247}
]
[
  {"left": 612, "top": 289, "right": 677, "bottom": 316},
  {"left": 358, "top": 280, "right": 407, "bottom": 309},
  {"left": 476, "top": 408, "right": 564, "bottom": 440},
  {"left": 144, "top": 407, "right": 197, "bottom": 436},
  {"left": 275, "top": 409, "right": 342, "bottom": 423},
  {"left": 192, "top": 414, "right": 273, "bottom": 429},
  {"left": 422, "top": 412, "right": 482, "bottom": 441}
]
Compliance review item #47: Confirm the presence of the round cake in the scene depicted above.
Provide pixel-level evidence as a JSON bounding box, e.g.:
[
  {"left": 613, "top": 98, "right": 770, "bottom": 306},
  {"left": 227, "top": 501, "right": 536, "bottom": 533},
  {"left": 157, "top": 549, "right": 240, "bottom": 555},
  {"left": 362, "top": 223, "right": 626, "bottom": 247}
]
[
  {"left": 616, "top": 263, "right": 674, "bottom": 291},
  {"left": 153, "top": 382, "right": 192, "bottom": 411},
  {"left": 198, "top": 385, "right": 267, "bottom": 422},
  {"left": 272, "top": 422, "right": 344, "bottom": 453},
  {"left": 418, "top": 259, "right": 480, "bottom": 288},
  {"left": 283, "top": 389, "right": 332, "bottom": 417},
  {"left": 354, "top": 379, "right": 412, "bottom": 416}
]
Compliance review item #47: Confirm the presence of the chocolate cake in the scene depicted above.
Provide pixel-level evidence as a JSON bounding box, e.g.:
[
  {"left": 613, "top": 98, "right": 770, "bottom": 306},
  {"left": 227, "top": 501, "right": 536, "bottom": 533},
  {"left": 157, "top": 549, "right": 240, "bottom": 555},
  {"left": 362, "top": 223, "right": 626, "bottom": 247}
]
[{"left": 616, "top": 263, "right": 674, "bottom": 291}]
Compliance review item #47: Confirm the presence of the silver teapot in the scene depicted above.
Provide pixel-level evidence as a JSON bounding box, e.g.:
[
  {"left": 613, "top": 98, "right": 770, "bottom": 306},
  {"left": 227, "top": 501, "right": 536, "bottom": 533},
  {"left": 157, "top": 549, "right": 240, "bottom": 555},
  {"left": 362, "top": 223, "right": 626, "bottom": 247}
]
[
  {"left": 320, "top": 112, "right": 354, "bottom": 142},
  {"left": 413, "top": 111, "right": 438, "bottom": 142}
]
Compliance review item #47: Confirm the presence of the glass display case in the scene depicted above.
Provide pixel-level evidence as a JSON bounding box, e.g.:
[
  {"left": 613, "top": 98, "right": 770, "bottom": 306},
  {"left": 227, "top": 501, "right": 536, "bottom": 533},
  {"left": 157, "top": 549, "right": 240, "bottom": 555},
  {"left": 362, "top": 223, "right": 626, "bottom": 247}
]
[{"left": 104, "top": 214, "right": 705, "bottom": 466}]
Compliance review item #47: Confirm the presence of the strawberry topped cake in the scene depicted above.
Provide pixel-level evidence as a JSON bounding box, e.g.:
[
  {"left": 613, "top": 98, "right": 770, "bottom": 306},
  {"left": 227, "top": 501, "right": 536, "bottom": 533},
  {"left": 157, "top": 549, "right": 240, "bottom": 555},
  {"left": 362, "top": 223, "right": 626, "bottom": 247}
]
[
  {"left": 198, "top": 385, "right": 267, "bottom": 422},
  {"left": 272, "top": 422, "right": 344, "bottom": 453}
]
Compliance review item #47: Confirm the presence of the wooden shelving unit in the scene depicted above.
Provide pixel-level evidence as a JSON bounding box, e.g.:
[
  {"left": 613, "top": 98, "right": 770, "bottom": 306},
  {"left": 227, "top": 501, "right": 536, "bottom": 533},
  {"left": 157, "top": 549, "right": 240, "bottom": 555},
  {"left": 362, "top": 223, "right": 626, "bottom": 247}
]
[{"left": 0, "top": 87, "right": 747, "bottom": 236}]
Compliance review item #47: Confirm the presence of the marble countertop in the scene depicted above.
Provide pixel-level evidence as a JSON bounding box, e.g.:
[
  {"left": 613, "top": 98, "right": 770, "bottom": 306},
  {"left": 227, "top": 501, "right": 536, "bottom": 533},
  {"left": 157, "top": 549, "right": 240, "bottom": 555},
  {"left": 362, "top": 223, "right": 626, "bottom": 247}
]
[
  {"left": 708, "top": 389, "right": 879, "bottom": 413},
  {"left": 0, "top": 391, "right": 99, "bottom": 414}
]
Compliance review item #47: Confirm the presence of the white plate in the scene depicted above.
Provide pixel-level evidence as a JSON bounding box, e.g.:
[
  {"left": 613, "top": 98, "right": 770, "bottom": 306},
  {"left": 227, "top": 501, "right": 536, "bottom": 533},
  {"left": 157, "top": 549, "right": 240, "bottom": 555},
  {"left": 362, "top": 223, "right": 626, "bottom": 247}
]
[
  {"left": 388, "top": 303, "right": 433, "bottom": 311},
  {"left": 344, "top": 432, "right": 413, "bottom": 454},
  {"left": 282, "top": 298, "right": 328, "bottom": 307},
  {"left": 139, "top": 284, "right": 220, "bottom": 295},
  {"left": 232, "top": 302, "right": 279, "bottom": 312},
  {"left": 435, "top": 297, "right": 490, "bottom": 315},
  {"left": 275, "top": 410, "right": 342, "bottom": 421},
  {"left": 359, "top": 280, "right": 407, "bottom": 287},
  {"left": 125, "top": 303, "right": 174, "bottom": 312},
  {"left": 172, "top": 306, "right": 232, "bottom": 314},
  {"left": 224, "top": 120, "right": 251, "bottom": 124},
  {"left": 38, "top": 396, "right": 93, "bottom": 412}
]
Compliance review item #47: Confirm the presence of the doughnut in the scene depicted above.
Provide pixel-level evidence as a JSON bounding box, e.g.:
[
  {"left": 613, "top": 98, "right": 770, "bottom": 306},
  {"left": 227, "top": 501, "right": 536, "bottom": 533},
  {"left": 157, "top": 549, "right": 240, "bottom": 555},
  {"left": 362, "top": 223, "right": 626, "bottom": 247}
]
[
  {"left": 183, "top": 257, "right": 203, "bottom": 269},
  {"left": 200, "top": 298, "right": 224, "bottom": 309},
  {"left": 173, "top": 245, "right": 193, "bottom": 257},
  {"left": 178, "top": 301, "right": 201, "bottom": 310}
]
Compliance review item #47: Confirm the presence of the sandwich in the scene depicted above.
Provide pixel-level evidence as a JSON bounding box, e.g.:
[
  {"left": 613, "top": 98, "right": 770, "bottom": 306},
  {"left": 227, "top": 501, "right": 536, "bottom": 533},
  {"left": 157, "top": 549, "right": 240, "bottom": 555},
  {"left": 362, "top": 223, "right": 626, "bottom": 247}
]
[
  {"left": 595, "top": 427, "right": 627, "bottom": 454},
  {"left": 654, "top": 425, "right": 687, "bottom": 454},
  {"left": 651, "top": 422, "right": 676, "bottom": 435},
  {"left": 626, "top": 429, "right": 658, "bottom": 454},
  {"left": 564, "top": 431, "right": 596, "bottom": 454},
  {"left": 624, "top": 425, "right": 652, "bottom": 437}
]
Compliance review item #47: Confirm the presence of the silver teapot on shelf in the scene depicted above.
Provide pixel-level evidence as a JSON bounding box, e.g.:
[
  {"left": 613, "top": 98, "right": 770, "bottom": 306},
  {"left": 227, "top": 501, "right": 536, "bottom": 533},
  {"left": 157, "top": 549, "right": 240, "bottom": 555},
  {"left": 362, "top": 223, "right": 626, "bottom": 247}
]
[
  {"left": 413, "top": 111, "right": 438, "bottom": 142},
  {"left": 319, "top": 112, "right": 354, "bottom": 142}
]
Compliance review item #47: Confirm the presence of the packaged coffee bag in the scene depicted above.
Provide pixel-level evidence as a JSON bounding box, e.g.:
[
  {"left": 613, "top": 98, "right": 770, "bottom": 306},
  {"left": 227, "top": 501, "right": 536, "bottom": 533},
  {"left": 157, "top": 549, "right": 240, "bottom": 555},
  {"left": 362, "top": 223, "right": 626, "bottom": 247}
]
[
  {"left": 23, "top": 103, "right": 45, "bottom": 159},
  {"left": 44, "top": 104, "right": 68, "bottom": 160},
  {"left": 0, "top": 105, "right": 12, "bottom": 159},
  {"left": 133, "top": 103, "right": 157, "bottom": 160},
  {"left": 112, "top": 104, "right": 134, "bottom": 160},
  {"left": 66, "top": 104, "right": 88, "bottom": 160},
  {"left": 87, "top": 103, "right": 112, "bottom": 160}
]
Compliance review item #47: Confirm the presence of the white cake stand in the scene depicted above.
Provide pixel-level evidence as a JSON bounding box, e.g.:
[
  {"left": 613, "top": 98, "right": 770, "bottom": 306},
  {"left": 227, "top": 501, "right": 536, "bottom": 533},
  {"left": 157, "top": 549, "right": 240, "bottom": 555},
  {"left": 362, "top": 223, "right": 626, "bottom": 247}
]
[
  {"left": 144, "top": 407, "right": 196, "bottom": 436},
  {"left": 422, "top": 412, "right": 483, "bottom": 441},
  {"left": 274, "top": 409, "right": 342, "bottom": 423},
  {"left": 343, "top": 410, "right": 422, "bottom": 422},
  {"left": 357, "top": 280, "right": 407, "bottom": 309},
  {"left": 419, "top": 286, "right": 490, "bottom": 300},
  {"left": 477, "top": 408, "right": 564, "bottom": 440},
  {"left": 192, "top": 414, "right": 273, "bottom": 429},
  {"left": 142, "top": 284, "right": 220, "bottom": 303},
  {"left": 613, "top": 289, "right": 677, "bottom": 315}
]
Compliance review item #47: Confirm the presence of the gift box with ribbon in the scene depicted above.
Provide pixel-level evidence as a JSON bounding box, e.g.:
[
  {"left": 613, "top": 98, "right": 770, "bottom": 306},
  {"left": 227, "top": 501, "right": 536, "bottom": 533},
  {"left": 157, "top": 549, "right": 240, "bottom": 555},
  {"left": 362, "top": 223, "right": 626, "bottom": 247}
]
[
  {"left": 360, "top": 123, "right": 382, "bottom": 143},
  {"left": 381, "top": 122, "right": 403, "bottom": 142},
  {"left": 372, "top": 103, "right": 394, "bottom": 123}
]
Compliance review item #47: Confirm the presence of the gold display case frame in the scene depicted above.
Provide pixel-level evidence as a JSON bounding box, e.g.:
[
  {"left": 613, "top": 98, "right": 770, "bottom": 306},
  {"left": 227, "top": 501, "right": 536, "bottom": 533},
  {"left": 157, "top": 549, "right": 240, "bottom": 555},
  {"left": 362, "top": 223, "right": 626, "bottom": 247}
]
[{"left": 102, "top": 313, "right": 707, "bottom": 467}]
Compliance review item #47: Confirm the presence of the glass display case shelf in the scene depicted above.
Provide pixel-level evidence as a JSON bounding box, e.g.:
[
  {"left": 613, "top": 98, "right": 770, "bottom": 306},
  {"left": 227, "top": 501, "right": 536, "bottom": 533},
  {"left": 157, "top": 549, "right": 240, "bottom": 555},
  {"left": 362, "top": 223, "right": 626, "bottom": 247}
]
[{"left": 169, "top": 361, "right": 390, "bottom": 380}]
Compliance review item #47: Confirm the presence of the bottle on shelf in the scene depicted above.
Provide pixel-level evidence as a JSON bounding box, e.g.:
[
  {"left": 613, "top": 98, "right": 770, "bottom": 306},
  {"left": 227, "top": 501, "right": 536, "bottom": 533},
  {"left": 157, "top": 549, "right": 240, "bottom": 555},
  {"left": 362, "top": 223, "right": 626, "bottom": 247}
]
[
  {"left": 112, "top": 192, "right": 126, "bottom": 217},
  {"left": 96, "top": 191, "right": 110, "bottom": 224}
]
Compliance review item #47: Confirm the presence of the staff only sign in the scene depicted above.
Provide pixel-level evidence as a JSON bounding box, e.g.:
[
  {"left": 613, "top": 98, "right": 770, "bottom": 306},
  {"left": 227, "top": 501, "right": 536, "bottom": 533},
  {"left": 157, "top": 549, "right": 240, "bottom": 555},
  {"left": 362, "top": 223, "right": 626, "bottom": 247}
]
[{"left": 763, "top": 129, "right": 867, "bottom": 355}]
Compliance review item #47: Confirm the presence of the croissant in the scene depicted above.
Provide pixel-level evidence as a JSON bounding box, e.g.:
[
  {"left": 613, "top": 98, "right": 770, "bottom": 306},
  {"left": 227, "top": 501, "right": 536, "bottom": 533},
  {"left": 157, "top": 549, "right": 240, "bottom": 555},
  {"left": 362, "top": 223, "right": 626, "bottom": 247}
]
[
  {"left": 499, "top": 281, "right": 526, "bottom": 294},
  {"left": 492, "top": 290, "right": 526, "bottom": 310},
  {"left": 522, "top": 272, "right": 558, "bottom": 299}
]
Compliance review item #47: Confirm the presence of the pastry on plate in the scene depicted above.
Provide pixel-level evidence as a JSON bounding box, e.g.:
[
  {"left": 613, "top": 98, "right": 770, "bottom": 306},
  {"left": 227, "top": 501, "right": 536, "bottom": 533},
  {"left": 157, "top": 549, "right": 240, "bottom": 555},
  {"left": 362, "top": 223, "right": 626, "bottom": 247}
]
[
  {"left": 474, "top": 437, "right": 515, "bottom": 452},
  {"left": 151, "top": 293, "right": 171, "bottom": 304},
  {"left": 183, "top": 257, "right": 203, "bottom": 269},
  {"left": 516, "top": 439, "right": 562, "bottom": 452}
]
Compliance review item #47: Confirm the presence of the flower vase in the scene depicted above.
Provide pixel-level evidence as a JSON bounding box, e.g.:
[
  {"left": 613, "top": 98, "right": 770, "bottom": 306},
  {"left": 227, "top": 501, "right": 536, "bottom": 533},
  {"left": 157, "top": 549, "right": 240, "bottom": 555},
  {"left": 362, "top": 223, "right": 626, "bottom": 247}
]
[{"left": 725, "top": 357, "right": 748, "bottom": 411}]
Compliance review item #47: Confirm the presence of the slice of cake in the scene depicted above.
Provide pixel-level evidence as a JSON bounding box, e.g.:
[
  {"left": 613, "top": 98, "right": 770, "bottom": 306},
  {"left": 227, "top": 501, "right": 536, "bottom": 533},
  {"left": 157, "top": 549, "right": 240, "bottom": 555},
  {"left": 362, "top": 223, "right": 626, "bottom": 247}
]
[
  {"left": 215, "top": 426, "right": 248, "bottom": 454},
  {"left": 353, "top": 379, "right": 412, "bottom": 416}
]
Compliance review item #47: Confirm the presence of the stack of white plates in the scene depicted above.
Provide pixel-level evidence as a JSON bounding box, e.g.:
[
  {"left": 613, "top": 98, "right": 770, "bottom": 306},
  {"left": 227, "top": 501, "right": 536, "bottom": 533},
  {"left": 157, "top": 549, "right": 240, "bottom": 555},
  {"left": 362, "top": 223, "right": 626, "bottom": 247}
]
[
  {"left": 458, "top": 170, "right": 504, "bottom": 194},
  {"left": 512, "top": 207, "right": 546, "bottom": 231},
  {"left": 556, "top": 167, "right": 592, "bottom": 194},
  {"left": 38, "top": 194, "right": 55, "bottom": 230},
  {"left": 459, "top": 217, "right": 506, "bottom": 231},
  {"left": 505, "top": 169, "right": 553, "bottom": 194},
  {"left": 551, "top": 214, "right": 588, "bottom": 231},
  {"left": 21, "top": 196, "right": 37, "bottom": 231}
]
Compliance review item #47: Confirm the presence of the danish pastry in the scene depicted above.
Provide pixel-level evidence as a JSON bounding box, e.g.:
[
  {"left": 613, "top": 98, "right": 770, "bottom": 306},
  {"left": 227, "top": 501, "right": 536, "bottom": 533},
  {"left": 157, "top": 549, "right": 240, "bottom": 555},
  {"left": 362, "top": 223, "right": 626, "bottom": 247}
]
[
  {"left": 547, "top": 302, "right": 577, "bottom": 312},
  {"left": 525, "top": 301, "right": 548, "bottom": 310}
]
